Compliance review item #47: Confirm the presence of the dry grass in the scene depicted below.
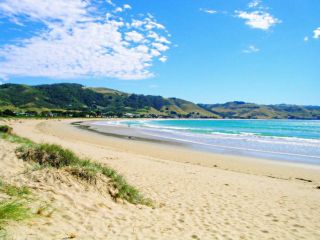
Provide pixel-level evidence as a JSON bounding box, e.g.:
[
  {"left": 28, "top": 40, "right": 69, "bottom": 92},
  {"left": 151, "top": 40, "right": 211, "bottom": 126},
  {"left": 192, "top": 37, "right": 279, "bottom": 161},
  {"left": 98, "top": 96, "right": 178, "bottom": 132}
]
[{"left": 16, "top": 143, "right": 151, "bottom": 205}]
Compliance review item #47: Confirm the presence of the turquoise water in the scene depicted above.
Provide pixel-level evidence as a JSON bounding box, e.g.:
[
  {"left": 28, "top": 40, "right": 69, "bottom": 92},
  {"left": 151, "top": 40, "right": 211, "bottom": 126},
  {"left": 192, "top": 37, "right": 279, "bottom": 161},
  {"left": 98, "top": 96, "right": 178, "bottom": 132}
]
[
  {"left": 135, "top": 119, "right": 320, "bottom": 140},
  {"left": 93, "top": 119, "right": 320, "bottom": 165}
]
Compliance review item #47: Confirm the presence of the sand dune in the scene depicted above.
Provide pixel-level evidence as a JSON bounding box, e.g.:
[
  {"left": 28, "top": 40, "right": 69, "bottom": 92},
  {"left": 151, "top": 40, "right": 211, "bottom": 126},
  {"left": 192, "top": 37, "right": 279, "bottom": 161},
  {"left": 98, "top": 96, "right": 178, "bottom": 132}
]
[{"left": 1, "top": 119, "right": 320, "bottom": 239}]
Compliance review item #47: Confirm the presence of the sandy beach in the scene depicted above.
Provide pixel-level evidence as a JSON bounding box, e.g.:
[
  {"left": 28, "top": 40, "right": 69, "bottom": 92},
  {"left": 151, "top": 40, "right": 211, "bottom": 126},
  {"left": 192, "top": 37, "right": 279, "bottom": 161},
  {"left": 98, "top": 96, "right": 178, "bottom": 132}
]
[{"left": 1, "top": 118, "right": 320, "bottom": 239}]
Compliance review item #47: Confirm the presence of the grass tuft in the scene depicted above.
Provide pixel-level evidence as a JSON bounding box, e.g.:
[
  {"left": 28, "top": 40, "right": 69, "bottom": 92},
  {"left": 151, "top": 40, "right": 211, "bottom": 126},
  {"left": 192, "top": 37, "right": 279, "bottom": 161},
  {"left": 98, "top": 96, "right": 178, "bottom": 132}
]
[
  {"left": 0, "top": 200, "right": 30, "bottom": 226},
  {"left": 0, "top": 180, "right": 31, "bottom": 198},
  {"left": 66, "top": 166, "right": 97, "bottom": 184},
  {"left": 1, "top": 125, "right": 152, "bottom": 205},
  {"left": 0, "top": 179, "right": 33, "bottom": 237},
  {"left": 0, "top": 133, "right": 34, "bottom": 146},
  {"left": 16, "top": 144, "right": 78, "bottom": 169},
  {"left": 16, "top": 143, "right": 152, "bottom": 205}
]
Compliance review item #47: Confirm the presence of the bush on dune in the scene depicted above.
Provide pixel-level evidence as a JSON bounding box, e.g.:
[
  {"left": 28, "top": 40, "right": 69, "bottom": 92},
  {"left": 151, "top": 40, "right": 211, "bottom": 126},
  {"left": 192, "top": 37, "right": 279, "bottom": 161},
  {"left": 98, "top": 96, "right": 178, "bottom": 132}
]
[
  {"left": 16, "top": 143, "right": 151, "bottom": 205},
  {"left": 0, "top": 125, "right": 12, "bottom": 134},
  {"left": 1, "top": 124, "right": 151, "bottom": 205},
  {"left": 16, "top": 144, "right": 78, "bottom": 169}
]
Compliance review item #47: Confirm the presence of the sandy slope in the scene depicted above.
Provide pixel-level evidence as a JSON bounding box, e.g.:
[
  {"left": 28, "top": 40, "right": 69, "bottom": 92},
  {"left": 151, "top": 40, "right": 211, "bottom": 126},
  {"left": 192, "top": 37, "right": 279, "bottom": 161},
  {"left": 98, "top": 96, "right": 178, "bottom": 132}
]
[{"left": 1, "top": 119, "right": 320, "bottom": 239}]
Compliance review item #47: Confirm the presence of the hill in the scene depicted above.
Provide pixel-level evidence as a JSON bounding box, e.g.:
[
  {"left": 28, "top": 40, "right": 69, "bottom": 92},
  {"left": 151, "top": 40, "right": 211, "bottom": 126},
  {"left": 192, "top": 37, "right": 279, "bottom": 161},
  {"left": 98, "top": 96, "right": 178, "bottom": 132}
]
[
  {"left": 0, "top": 83, "right": 319, "bottom": 119},
  {"left": 199, "top": 101, "right": 320, "bottom": 120},
  {"left": 0, "top": 83, "right": 215, "bottom": 118}
]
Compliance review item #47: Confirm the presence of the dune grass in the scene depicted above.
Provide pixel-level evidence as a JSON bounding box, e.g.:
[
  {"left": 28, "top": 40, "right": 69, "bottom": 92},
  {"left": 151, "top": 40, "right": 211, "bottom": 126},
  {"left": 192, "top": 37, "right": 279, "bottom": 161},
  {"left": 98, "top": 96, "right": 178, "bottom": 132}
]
[
  {"left": 0, "top": 199, "right": 31, "bottom": 238},
  {"left": 0, "top": 180, "right": 31, "bottom": 198},
  {"left": 0, "top": 132, "right": 34, "bottom": 147},
  {"left": 0, "top": 179, "right": 32, "bottom": 237},
  {"left": 0, "top": 200, "right": 30, "bottom": 226},
  {"left": 0, "top": 124, "right": 151, "bottom": 206},
  {"left": 16, "top": 143, "right": 152, "bottom": 205}
]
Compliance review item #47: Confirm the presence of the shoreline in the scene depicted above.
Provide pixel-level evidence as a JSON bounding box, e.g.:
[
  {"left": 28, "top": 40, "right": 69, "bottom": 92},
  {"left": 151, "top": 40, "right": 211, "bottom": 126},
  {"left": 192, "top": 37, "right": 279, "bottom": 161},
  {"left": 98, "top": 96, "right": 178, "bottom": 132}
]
[
  {"left": 8, "top": 118, "right": 320, "bottom": 183},
  {"left": 80, "top": 119, "right": 320, "bottom": 168}
]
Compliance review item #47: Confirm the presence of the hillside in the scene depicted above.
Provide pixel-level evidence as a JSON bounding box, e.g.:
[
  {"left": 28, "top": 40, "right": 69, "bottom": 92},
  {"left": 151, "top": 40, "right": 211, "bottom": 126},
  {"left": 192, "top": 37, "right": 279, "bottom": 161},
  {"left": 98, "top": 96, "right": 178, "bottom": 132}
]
[
  {"left": 199, "top": 101, "right": 320, "bottom": 120},
  {"left": 0, "top": 83, "right": 319, "bottom": 119},
  {"left": 0, "top": 83, "right": 215, "bottom": 118}
]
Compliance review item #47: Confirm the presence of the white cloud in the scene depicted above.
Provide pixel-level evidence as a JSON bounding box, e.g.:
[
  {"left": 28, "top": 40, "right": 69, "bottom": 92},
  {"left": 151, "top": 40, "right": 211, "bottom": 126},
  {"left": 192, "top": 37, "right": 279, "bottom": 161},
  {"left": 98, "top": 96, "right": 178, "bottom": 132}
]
[
  {"left": 114, "top": 7, "right": 123, "bottom": 13},
  {"left": 304, "top": 36, "right": 309, "bottom": 42},
  {"left": 152, "top": 42, "right": 169, "bottom": 52},
  {"left": 243, "top": 45, "right": 260, "bottom": 53},
  {"left": 235, "top": 10, "right": 281, "bottom": 30},
  {"left": 150, "top": 49, "right": 161, "bottom": 57},
  {"left": 200, "top": 8, "right": 217, "bottom": 14},
  {"left": 148, "top": 32, "right": 171, "bottom": 44},
  {"left": 248, "top": 0, "right": 261, "bottom": 8},
  {"left": 123, "top": 4, "right": 132, "bottom": 10},
  {"left": 159, "top": 56, "right": 168, "bottom": 62},
  {"left": 0, "top": 0, "right": 171, "bottom": 80},
  {"left": 125, "top": 31, "right": 144, "bottom": 42},
  {"left": 313, "top": 28, "right": 320, "bottom": 39}
]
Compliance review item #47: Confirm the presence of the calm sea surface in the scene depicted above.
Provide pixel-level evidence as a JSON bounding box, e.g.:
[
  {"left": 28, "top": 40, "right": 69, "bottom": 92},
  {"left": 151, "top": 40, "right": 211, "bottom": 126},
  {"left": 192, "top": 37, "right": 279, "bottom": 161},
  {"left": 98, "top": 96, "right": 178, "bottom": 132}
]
[{"left": 92, "top": 119, "right": 320, "bottom": 165}]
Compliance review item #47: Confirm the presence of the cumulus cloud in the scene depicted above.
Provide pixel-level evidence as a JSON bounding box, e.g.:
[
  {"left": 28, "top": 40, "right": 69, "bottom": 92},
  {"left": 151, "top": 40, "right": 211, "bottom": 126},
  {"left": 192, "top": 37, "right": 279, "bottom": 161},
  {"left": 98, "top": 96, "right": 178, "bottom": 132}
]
[
  {"left": 125, "top": 31, "right": 145, "bottom": 43},
  {"left": 123, "top": 4, "right": 132, "bottom": 10},
  {"left": 159, "top": 56, "right": 168, "bottom": 62},
  {"left": 235, "top": 1, "right": 281, "bottom": 31},
  {"left": 304, "top": 36, "right": 309, "bottom": 42},
  {"left": 314, "top": 28, "right": 320, "bottom": 39},
  {"left": 235, "top": 10, "right": 281, "bottom": 30},
  {"left": 0, "top": 0, "right": 171, "bottom": 80},
  {"left": 200, "top": 8, "right": 217, "bottom": 14},
  {"left": 243, "top": 45, "right": 260, "bottom": 53}
]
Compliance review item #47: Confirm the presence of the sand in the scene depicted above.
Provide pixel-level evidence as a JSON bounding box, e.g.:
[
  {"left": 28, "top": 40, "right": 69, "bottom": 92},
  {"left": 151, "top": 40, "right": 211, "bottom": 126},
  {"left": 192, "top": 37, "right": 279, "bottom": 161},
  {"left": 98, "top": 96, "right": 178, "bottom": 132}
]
[{"left": 1, "top": 118, "right": 320, "bottom": 239}]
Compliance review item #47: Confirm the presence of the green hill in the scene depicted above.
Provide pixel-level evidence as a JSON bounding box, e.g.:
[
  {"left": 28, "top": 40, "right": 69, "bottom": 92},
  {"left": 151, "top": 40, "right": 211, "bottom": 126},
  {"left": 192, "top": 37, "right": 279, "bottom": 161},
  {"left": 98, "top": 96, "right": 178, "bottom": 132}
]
[
  {"left": 0, "top": 83, "right": 216, "bottom": 118},
  {"left": 0, "top": 83, "right": 319, "bottom": 119},
  {"left": 199, "top": 101, "right": 320, "bottom": 120}
]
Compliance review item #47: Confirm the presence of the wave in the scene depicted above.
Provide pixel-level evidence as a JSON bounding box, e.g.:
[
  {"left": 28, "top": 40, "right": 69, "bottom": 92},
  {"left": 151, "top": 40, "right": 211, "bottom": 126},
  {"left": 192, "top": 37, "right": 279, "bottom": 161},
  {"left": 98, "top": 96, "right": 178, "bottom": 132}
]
[
  {"left": 141, "top": 132, "right": 320, "bottom": 160},
  {"left": 90, "top": 120, "right": 320, "bottom": 145}
]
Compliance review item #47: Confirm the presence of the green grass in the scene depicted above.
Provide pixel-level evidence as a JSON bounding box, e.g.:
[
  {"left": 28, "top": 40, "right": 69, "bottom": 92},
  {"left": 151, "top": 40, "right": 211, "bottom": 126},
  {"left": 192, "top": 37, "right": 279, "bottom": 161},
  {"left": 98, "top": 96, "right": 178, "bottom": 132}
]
[
  {"left": 0, "top": 180, "right": 31, "bottom": 198},
  {"left": 0, "top": 132, "right": 34, "bottom": 146},
  {"left": 0, "top": 200, "right": 30, "bottom": 226},
  {"left": 16, "top": 144, "right": 78, "bottom": 169},
  {"left": 16, "top": 143, "right": 151, "bottom": 206},
  {"left": 74, "top": 159, "right": 152, "bottom": 205},
  {"left": 0, "top": 124, "right": 151, "bottom": 205},
  {"left": 0, "top": 199, "right": 31, "bottom": 238},
  {"left": 0, "top": 179, "right": 32, "bottom": 236}
]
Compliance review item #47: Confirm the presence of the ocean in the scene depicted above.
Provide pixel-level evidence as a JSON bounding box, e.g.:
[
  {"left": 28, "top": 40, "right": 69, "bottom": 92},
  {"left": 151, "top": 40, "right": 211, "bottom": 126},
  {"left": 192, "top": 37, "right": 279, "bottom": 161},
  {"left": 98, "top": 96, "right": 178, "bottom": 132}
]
[{"left": 91, "top": 119, "right": 320, "bottom": 165}]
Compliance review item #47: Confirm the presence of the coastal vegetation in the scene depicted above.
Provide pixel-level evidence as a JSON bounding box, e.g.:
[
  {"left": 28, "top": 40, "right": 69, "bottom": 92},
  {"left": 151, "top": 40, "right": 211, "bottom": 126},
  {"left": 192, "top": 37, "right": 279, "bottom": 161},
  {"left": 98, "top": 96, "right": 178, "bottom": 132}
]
[
  {"left": 1, "top": 83, "right": 319, "bottom": 119},
  {"left": 0, "top": 125, "right": 151, "bottom": 206},
  {"left": 0, "top": 83, "right": 214, "bottom": 118},
  {"left": 0, "top": 180, "right": 32, "bottom": 238},
  {"left": 199, "top": 101, "right": 320, "bottom": 120}
]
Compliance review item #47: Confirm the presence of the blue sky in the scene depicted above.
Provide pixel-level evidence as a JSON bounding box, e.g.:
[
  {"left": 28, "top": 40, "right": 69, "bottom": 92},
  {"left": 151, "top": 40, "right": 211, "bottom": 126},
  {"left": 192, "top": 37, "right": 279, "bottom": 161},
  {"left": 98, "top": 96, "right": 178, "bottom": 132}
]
[{"left": 0, "top": 0, "right": 319, "bottom": 105}]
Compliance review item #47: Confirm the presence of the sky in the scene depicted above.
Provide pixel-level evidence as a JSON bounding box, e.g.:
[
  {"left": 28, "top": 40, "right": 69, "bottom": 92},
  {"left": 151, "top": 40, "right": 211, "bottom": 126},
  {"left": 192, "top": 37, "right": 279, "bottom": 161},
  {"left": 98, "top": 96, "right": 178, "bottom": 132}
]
[{"left": 0, "top": 0, "right": 319, "bottom": 105}]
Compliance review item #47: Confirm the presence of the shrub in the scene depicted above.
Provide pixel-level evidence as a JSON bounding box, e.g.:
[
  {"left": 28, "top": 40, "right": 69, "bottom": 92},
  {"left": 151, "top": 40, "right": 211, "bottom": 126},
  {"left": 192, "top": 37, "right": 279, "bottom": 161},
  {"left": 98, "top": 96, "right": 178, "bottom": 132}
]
[
  {"left": 0, "top": 125, "right": 12, "bottom": 134},
  {"left": 66, "top": 166, "right": 97, "bottom": 183},
  {"left": 16, "top": 144, "right": 78, "bottom": 168}
]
